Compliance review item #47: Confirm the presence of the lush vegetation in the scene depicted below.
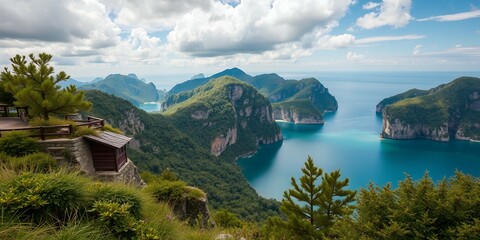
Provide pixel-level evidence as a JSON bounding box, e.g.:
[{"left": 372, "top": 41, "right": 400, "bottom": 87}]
[
  {"left": 166, "top": 68, "right": 338, "bottom": 122},
  {"left": 0, "top": 53, "right": 92, "bottom": 120},
  {"left": 163, "top": 76, "right": 281, "bottom": 155},
  {"left": 376, "top": 88, "right": 429, "bottom": 113},
  {"left": 384, "top": 77, "right": 480, "bottom": 136},
  {"left": 80, "top": 73, "right": 159, "bottom": 106},
  {"left": 85, "top": 90, "right": 281, "bottom": 221},
  {"left": 1, "top": 129, "right": 479, "bottom": 239}
]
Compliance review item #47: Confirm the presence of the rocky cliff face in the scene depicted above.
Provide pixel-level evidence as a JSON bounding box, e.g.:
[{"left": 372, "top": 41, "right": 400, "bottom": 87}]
[
  {"left": 172, "top": 186, "right": 214, "bottom": 228},
  {"left": 208, "top": 83, "right": 282, "bottom": 156},
  {"left": 381, "top": 116, "right": 450, "bottom": 141},
  {"left": 164, "top": 77, "right": 283, "bottom": 157},
  {"left": 273, "top": 107, "right": 324, "bottom": 124}
]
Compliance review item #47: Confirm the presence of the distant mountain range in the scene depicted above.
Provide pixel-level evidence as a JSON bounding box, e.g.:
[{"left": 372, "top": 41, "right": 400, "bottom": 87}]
[
  {"left": 166, "top": 68, "right": 337, "bottom": 124},
  {"left": 70, "top": 74, "right": 161, "bottom": 106}
]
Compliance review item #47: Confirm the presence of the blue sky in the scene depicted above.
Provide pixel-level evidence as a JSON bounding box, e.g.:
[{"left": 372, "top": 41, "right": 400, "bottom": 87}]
[{"left": 0, "top": 0, "right": 479, "bottom": 81}]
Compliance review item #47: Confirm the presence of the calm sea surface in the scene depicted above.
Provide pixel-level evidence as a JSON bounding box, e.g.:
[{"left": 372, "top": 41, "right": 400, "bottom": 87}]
[{"left": 237, "top": 72, "right": 480, "bottom": 200}]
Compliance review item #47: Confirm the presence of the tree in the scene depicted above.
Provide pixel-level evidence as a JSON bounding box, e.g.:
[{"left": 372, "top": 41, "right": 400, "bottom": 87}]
[
  {"left": 0, "top": 53, "right": 91, "bottom": 120},
  {"left": 279, "top": 156, "right": 356, "bottom": 239}
]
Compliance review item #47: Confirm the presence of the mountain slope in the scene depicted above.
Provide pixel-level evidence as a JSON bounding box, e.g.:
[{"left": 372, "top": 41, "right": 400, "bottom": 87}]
[
  {"left": 167, "top": 68, "right": 337, "bottom": 124},
  {"left": 164, "top": 76, "right": 282, "bottom": 157},
  {"left": 81, "top": 74, "right": 159, "bottom": 106},
  {"left": 381, "top": 76, "right": 480, "bottom": 141},
  {"left": 84, "top": 90, "right": 280, "bottom": 221}
]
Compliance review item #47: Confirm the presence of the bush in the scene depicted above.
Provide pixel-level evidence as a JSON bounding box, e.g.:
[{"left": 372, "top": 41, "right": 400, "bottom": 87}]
[
  {"left": 91, "top": 183, "right": 143, "bottom": 219},
  {"left": 145, "top": 180, "right": 187, "bottom": 203},
  {"left": 102, "top": 124, "right": 123, "bottom": 134},
  {"left": 0, "top": 171, "right": 91, "bottom": 223},
  {"left": 213, "top": 209, "right": 242, "bottom": 228},
  {"left": 0, "top": 131, "right": 40, "bottom": 157},
  {"left": 72, "top": 126, "right": 99, "bottom": 137},
  {"left": 5, "top": 152, "right": 58, "bottom": 173}
]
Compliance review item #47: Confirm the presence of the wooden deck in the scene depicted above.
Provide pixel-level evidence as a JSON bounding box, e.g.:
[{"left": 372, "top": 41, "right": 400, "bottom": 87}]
[{"left": 0, "top": 117, "right": 27, "bottom": 129}]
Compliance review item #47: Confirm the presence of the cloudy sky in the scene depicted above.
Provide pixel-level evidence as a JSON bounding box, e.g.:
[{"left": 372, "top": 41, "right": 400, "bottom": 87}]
[{"left": 0, "top": 0, "right": 479, "bottom": 82}]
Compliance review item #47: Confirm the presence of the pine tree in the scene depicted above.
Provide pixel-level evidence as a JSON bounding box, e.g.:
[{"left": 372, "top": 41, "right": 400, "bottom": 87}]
[
  {"left": 0, "top": 53, "right": 91, "bottom": 120},
  {"left": 279, "top": 156, "right": 356, "bottom": 239}
]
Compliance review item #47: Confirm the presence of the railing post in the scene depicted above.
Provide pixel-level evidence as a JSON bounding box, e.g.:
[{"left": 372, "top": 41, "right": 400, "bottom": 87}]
[
  {"left": 69, "top": 124, "right": 74, "bottom": 136},
  {"left": 40, "top": 127, "right": 45, "bottom": 140}
]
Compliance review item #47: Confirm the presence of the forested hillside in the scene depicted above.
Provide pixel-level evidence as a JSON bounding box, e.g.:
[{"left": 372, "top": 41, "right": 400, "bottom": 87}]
[{"left": 85, "top": 90, "right": 280, "bottom": 220}]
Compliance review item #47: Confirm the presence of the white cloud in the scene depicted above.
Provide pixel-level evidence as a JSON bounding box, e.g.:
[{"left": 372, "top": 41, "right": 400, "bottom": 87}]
[
  {"left": 362, "top": 2, "right": 380, "bottom": 10},
  {"left": 346, "top": 51, "right": 365, "bottom": 61},
  {"left": 356, "top": 0, "right": 412, "bottom": 29},
  {"left": 105, "top": 0, "right": 212, "bottom": 31},
  {"left": 316, "top": 34, "right": 356, "bottom": 50},
  {"left": 416, "top": 9, "right": 480, "bottom": 22},
  {"left": 168, "top": 0, "right": 355, "bottom": 57},
  {"left": 413, "top": 44, "right": 422, "bottom": 55},
  {"left": 356, "top": 34, "right": 424, "bottom": 44},
  {"left": 0, "top": 0, "right": 119, "bottom": 46}
]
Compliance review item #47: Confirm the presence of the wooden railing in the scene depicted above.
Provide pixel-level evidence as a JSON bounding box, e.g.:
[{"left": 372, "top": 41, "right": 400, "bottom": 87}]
[{"left": 0, "top": 116, "right": 105, "bottom": 140}]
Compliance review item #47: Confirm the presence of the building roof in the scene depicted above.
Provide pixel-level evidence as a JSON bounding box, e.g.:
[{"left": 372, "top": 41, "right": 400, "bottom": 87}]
[{"left": 83, "top": 131, "right": 132, "bottom": 148}]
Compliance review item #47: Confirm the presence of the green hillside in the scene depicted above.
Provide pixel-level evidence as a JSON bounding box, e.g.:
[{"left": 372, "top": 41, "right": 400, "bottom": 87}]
[
  {"left": 163, "top": 76, "right": 282, "bottom": 158},
  {"left": 383, "top": 77, "right": 480, "bottom": 140},
  {"left": 81, "top": 74, "right": 159, "bottom": 106},
  {"left": 166, "top": 68, "right": 337, "bottom": 123},
  {"left": 85, "top": 90, "right": 280, "bottom": 220}
]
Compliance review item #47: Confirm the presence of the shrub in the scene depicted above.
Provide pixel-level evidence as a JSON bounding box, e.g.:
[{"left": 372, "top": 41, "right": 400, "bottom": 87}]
[
  {"left": 72, "top": 126, "right": 99, "bottom": 137},
  {"left": 0, "top": 171, "right": 91, "bottom": 223},
  {"left": 213, "top": 209, "right": 242, "bottom": 228},
  {"left": 89, "top": 201, "right": 137, "bottom": 239},
  {"left": 102, "top": 124, "right": 123, "bottom": 134},
  {"left": 145, "top": 180, "right": 187, "bottom": 203},
  {"left": 6, "top": 152, "right": 58, "bottom": 173},
  {"left": 0, "top": 131, "right": 40, "bottom": 157},
  {"left": 91, "top": 183, "right": 143, "bottom": 219},
  {"left": 28, "top": 116, "right": 76, "bottom": 127}
]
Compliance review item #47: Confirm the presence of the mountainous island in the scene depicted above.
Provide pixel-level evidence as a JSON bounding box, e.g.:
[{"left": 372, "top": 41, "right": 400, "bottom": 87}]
[
  {"left": 79, "top": 74, "right": 161, "bottom": 106},
  {"left": 378, "top": 76, "right": 480, "bottom": 142},
  {"left": 165, "top": 68, "right": 337, "bottom": 124},
  {"left": 163, "top": 76, "right": 282, "bottom": 157}
]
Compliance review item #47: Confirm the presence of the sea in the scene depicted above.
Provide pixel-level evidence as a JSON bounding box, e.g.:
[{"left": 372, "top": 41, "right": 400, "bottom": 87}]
[
  {"left": 237, "top": 71, "right": 480, "bottom": 200},
  {"left": 140, "top": 71, "right": 480, "bottom": 200}
]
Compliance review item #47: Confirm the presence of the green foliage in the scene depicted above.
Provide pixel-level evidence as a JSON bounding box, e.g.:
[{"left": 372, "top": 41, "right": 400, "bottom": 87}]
[
  {"left": 376, "top": 88, "right": 429, "bottom": 112},
  {"left": 159, "top": 168, "right": 179, "bottom": 181},
  {"left": 145, "top": 180, "right": 187, "bottom": 203},
  {"left": 4, "top": 152, "right": 58, "bottom": 173},
  {"left": 164, "top": 76, "right": 281, "bottom": 155},
  {"left": 72, "top": 126, "right": 99, "bottom": 137},
  {"left": 91, "top": 183, "right": 143, "bottom": 219},
  {"left": 28, "top": 116, "right": 76, "bottom": 127},
  {"left": 383, "top": 77, "right": 480, "bottom": 136},
  {"left": 101, "top": 123, "right": 123, "bottom": 134},
  {"left": 0, "top": 53, "right": 92, "bottom": 120},
  {"left": 86, "top": 88, "right": 281, "bottom": 221},
  {"left": 273, "top": 156, "right": 356, "bottom": 239},
  {"left": 342, "top": 172, "right": 480, "bottom": 239},
  {"left": 213, "top": 209, "right": 242, "bottom": 228},
  {"left": 0, "top": 171, "right": 91, "bottom": 223},
  {"left": 89, "top": 201, "right": 138, "bottom": 238},
  {"left": 0, "top": 131, "right": 40, "bottom": 157},
  {"left": 80, "top": 74, "right": 159, "bottom": 106}
]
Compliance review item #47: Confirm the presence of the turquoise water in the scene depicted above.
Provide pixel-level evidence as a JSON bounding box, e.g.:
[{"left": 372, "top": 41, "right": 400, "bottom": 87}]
[
  {"left": 237, "top": 72, "right": 480, "bottom": 200},
  {"left": 139, "top": 102, "right": 161, "bottom": 112}
]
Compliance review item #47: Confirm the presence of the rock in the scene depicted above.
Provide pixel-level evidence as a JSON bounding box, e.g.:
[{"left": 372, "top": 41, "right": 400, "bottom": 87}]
[
  {"left": 215, "top": 234, "right": 234, "bottom": 240},
  {"left": 273, "top": 108, "right": 324, "bottom": 124},
  {"left": 211, "top": 127, "right": 238, "bottom": 156},
  {"left": 172, "top": 187, "right": 214, "bottom": 228},
  {"left": 381, "top": 117, "right": 449, "bottom": 141}
]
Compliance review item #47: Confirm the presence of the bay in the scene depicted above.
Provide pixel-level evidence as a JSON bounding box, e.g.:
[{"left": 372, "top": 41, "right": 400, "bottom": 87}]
[{"left": 237, "top": 71, "right": 480, "bottom": 200}]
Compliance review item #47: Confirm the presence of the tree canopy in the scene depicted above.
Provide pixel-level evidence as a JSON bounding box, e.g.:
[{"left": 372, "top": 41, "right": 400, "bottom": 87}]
[{"left": 0, "top": 53, "right": 91, "bottom": 120}]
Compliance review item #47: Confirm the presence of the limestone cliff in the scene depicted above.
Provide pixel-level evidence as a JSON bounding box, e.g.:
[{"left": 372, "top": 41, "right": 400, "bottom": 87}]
[
  {"left": 273, "top": 107, "right": 324, "bottom": 124},
  {"left": 163, "top": 76, "right": 283, "bottom": 157},
  {"left": 380, "top": 77, "right": 480, "bottom": 142},
  {"left": 380, "top": 116, "right": 450, "bottom": 141}
]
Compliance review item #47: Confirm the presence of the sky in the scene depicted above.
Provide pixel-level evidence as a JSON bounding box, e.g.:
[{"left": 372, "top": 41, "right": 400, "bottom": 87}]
[{"left": 0, "top": 0, "right": 479, "bottom": 83}]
